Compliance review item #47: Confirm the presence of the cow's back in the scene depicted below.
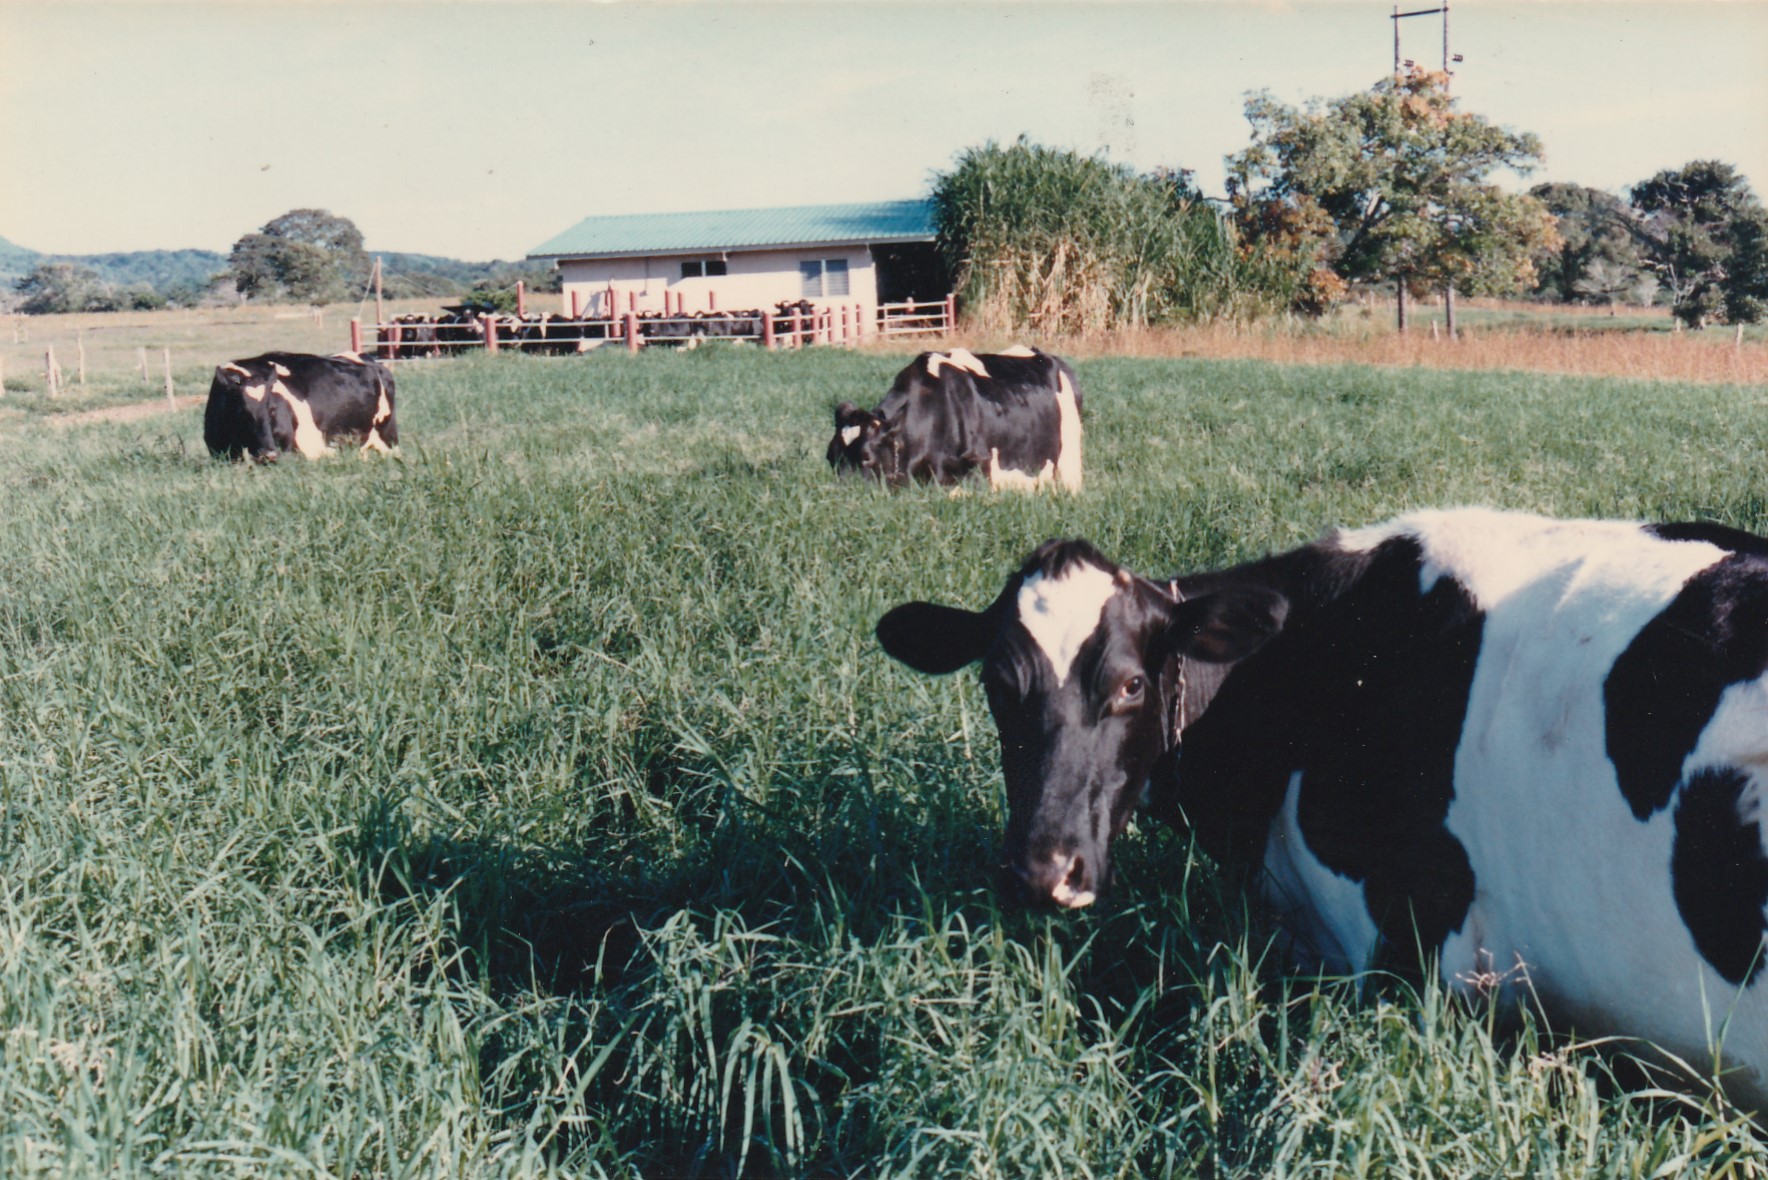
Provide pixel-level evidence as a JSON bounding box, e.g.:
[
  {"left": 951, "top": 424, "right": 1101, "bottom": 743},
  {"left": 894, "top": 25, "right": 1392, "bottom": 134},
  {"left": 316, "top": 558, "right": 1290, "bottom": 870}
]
[{"left": 1176, "top": 508, "right": 1768, "bottom": 1096}]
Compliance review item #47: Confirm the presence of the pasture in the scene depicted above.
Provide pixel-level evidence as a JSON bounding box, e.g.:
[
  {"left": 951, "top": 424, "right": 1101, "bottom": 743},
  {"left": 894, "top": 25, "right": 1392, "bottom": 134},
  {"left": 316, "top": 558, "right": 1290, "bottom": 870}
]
[{"left": 4, "top": 344, "right": 1768, "bottom": 1176}]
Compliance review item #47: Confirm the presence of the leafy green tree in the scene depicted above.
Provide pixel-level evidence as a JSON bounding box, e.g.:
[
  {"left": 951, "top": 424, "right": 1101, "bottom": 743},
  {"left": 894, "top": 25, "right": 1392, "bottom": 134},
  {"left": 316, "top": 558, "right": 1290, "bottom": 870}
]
[
  {"left": 13, "top": 261, "right": 111, "bottom": 314},
  {"left": 1526, "top": 183, "right": 1647, "bottom": 304},
  {"left": 1630, "top": 160, "right": 1766, "bottom": 328},
  {"left": 227, "top": 208, "right": 369, "bottom": 305},
  {"left": 1228, "top": 71, "right": 1555, "bottom": 331},
  {"left": 1725, "top": 207, "right": 1768, "bottom": 327}
]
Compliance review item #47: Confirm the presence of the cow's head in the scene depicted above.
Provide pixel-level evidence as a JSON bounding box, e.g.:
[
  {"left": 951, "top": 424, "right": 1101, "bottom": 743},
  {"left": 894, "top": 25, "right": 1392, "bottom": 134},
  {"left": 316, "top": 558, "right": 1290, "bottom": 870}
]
[
  {"left": 206, "top": 363, "right": 282, "bottom": 463},
  {"left": 827, "top": 402, "right": 898, "bottom": 482},
  {"left": 876, "top": 540, "right": 1286, "bottom": 909}
]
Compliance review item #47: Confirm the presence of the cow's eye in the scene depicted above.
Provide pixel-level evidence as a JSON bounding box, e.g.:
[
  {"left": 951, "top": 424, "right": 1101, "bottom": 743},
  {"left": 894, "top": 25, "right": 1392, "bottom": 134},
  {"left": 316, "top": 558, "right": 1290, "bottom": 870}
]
[{"left": 1112, "top": 676, "right": 1146, "bottom": 710}]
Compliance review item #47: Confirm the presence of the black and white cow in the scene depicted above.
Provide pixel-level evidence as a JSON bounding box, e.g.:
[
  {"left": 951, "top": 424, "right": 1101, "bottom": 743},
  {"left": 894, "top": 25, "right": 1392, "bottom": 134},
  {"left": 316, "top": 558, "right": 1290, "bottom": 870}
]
[
  {"left": 828, "top": 346, "right": 1083, "bottom": 491},
  {"left": 876, "top": 508, "right": 1768, "bottom": 1097},
  {"left": 204, "top": 351, "right": 398, "bottom": 463}
]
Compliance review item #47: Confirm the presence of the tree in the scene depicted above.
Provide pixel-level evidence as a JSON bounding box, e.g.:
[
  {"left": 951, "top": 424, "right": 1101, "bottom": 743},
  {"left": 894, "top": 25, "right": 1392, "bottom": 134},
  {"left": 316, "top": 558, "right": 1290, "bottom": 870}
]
[
  {"left": 1630, "top": 160, "right": 1766, "bottom": 328},
  {"left": 226, "top": 208, "right": 369, "bottom": 305},
  {"left": 13, "top": 261, "right": 112, "bottom": 314},
  {"left": 1526, "top": 183, "right": 1648, "bottom": 304},
  {"left": 1227, "top": 71, "right": 1556, "bottom": 332}
]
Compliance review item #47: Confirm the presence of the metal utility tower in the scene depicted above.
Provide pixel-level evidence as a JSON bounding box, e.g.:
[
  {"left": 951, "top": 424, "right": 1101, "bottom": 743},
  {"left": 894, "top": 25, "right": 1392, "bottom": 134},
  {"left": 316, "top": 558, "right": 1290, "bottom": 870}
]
[{"left": 1390, "top": 2, "right": 1465, "bottom": 334}]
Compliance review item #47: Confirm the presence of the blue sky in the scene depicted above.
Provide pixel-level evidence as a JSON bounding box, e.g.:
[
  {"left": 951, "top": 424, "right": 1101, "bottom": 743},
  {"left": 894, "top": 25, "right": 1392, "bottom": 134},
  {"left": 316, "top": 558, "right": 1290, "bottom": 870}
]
[{"left": 2, "top": 1, "right": 1764, "bottom": 261}]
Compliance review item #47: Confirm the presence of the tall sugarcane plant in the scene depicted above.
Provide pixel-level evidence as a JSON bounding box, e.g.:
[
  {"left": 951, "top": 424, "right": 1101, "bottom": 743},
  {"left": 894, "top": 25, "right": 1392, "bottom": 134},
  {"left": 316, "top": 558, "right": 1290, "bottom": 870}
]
[{"left": 931, "top": 137, "right": 1285, "bottom": 335}]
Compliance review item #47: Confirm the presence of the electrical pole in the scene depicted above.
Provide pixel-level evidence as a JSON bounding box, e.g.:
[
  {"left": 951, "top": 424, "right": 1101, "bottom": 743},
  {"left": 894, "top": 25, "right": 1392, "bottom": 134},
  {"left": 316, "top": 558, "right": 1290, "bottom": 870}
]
[{"left": 1390, "top": 2, "right": 1462, "bottom": 336}]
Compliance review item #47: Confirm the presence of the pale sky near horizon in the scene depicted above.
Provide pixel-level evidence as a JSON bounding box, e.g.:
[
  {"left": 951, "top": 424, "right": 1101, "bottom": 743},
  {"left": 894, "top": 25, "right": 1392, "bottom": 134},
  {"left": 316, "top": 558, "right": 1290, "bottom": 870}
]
[{"left": 2, "top": 0, "right": 1764, "bottom": 263}]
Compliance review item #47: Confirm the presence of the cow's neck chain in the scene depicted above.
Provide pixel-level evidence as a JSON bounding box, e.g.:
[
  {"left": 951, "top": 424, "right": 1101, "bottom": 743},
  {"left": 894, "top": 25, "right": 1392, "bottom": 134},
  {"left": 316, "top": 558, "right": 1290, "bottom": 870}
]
[{"left": 1167, "top": 579, "right": 1188, "bottom": 750}]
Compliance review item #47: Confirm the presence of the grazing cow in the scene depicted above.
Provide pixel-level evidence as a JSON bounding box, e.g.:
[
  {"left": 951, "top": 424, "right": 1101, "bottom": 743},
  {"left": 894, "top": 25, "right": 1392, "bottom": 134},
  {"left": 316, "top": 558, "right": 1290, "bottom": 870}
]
[
  {"left": 875, "top": 508, "right": 1768, "bottom": 1099},
  {"left": 828, "top": 346, "right": 1083, "bottom": 491},
  {"left": 205, "top": 351, "right": 397, "bottom": 462}
]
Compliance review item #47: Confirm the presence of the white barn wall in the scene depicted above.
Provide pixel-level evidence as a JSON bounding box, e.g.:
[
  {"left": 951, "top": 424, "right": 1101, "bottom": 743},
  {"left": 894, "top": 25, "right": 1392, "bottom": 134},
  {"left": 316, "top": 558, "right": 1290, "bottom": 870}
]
[{"left": 555, "top": 245, "right": 879, "bottom": 318}]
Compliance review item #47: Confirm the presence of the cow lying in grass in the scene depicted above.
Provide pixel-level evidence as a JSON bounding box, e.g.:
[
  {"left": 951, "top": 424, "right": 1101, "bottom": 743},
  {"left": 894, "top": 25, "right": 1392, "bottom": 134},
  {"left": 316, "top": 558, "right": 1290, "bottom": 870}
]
[
  {"left": 828, "top": 346, "right": 1082, "bottom": 490},
  {"left": 205, "top": 352, "right": 397, "bottom": 463},
  {"left": 876, "top": 508, "right": 1768, "bottom": 1102}
]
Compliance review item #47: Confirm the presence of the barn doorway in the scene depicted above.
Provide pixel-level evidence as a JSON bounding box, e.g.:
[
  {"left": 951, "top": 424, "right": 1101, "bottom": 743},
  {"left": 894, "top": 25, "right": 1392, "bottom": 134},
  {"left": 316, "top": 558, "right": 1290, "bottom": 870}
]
[{"left": 873, "top": 242, "right": 949, "bottom": 304}]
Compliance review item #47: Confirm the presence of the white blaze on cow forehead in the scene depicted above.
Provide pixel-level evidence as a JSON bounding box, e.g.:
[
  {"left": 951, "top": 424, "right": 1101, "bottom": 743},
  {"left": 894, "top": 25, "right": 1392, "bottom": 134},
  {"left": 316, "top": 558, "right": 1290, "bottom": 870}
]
[
  {"left": 998, "top": 344, "right": 1036, "bottom": 357},
  {"left": 840, "top": 425, "right": 862, "bottom": 445},
  {"left": 1016, "top": 563, "right": 1119, "bottom": 686},
  {"left": 242, "top": 382, "right": 268, "bottom": 402},
  {"left": 925, "top": 348, "right": 991, "bottom": 380},
  {"left": 1335, "top": 507, "right": 1727, "bottom": 611}
]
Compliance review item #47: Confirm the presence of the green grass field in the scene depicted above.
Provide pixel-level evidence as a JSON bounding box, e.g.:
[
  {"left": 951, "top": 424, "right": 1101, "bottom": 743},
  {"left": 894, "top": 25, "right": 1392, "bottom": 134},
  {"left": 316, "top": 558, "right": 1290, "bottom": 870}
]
[{"left": 5, "top": 347, "right": 1768, "bottom": 1177}]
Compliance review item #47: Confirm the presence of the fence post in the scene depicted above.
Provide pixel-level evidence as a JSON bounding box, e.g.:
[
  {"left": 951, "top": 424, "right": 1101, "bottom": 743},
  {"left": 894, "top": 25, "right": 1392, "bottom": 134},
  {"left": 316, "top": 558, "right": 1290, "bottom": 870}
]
[
  {"left": 762, "top": 312, "right": 775, "bottom": 350},
  {"left": 0, "top": 353, "right": 6, "bottom": 397},
  {"left": 708, "top": 289, "right": 718, "bottom": 312},
  {"left": 77, "top": 331, "right": 87, "bottom": 387},
  {"left": 387, "top": 323, "right": 401, "bottom": 360},
  {"left": 351, "top": 317, "right": 364, "bottom": 355},
  {"left": 624, "top": 313, "right": 640, "bottom": 353},
  {"left": 138, "top": 346, "right": 149, "bottom": 382},
  {"left": 483, "top": 314, "right": 499, "bottom": 354},
  {"left": 628, "top": 291, "right": 637, "bottom": 314},
  {"left": 516, "top": 280, "right": 526, "bottom": 317},
  {"left": 943, "top": 294, "right": 956, "bottom": 333},
  {"left": 163, "top": 348, "right": 174, "bottom": 409},
  {"left": 45, "top": 347, "right": 58, "bottom": 396},
  {"left": 570, "top": 290, "right": 582, "bottom": 319},
  {"left": 791, "top": 312, "right": 802, "bottom": 350}
]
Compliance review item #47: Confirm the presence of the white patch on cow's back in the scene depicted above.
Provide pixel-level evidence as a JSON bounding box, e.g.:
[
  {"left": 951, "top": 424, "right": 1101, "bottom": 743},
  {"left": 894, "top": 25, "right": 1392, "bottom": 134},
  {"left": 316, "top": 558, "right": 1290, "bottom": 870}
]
[
  {"left": 1015, "top": 563, "right": 1117, "bottom": 685},
  {"left": 272, "top": 362, "right": 292, "bottom": 378},
  {"left": 1335, "top": 508, "right": 1726, "bottom": 610},
  {"left": 1053, "top": 369, "right": 1082, "bottom": 492},
  {"left": 270, "top": 381, "right": 332, "bottom": 458},
  {"left": 220, "top": 362, "right": 251, "bottom": 378},
  {"left": 925, "top": 348, "right": 991, "bottom": 380},
  {"left": 998, "top": 344, "right": 1036, "bottom": 357},
  {"left": 1261, "top": 772, "right": 1380, "bottom": 973},
  {"left": 331, "top": 351, "right": 368, "bottom": 363},
  {"left": 840, "top": 425, "right": 862, "bottom": 446}
]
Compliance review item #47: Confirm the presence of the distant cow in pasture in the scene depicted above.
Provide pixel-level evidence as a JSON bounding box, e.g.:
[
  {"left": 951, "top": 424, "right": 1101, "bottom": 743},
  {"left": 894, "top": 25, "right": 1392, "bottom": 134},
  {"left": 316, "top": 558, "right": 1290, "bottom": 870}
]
[
  {"left": 875, "top": 508, "right": 1768, "bottom": 1101},
  {"left": 205, "top": 351, "right": 397, "bottom": 462},
  {"left": 828, "top": 346, "right": 1083, "bottom": 491}
]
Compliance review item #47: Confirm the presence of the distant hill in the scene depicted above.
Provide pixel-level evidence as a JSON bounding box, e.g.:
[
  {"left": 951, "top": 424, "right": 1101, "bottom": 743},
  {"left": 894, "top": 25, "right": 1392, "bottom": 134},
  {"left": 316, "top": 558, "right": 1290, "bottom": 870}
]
[
  {"left": 1, "top": 237, "right": 554, "bottom": 307},
  {"left": 0, "top": 236, "right": 227, "bottom": 293}
]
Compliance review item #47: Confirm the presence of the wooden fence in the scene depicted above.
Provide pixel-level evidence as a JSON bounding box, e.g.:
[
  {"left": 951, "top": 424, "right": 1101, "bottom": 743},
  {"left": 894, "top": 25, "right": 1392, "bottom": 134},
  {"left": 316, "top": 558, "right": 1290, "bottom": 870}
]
[{"left": 350, "top": 296, "right": 955, "bottom": 361}]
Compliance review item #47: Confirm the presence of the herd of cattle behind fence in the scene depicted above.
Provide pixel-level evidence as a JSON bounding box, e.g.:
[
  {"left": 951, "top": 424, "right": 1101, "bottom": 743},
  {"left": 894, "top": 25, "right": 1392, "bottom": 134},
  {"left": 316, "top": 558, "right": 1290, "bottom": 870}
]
[{"left": 358, "top": 296, "right": 955, "bottom": 360}]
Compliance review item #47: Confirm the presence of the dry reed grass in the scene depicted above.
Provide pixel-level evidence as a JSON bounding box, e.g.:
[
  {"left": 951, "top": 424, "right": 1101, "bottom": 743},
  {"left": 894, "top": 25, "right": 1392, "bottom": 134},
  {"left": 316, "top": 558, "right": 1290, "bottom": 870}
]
[{"left": 952, "top": 300, "right": 1768, "bottom": 386}]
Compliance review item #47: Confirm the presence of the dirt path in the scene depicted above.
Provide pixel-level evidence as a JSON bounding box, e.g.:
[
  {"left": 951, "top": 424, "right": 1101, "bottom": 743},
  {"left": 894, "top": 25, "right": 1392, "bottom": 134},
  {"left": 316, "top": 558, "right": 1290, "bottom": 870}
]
[{"left": 43, "top": 394, "right": 205, "bottom": 429}]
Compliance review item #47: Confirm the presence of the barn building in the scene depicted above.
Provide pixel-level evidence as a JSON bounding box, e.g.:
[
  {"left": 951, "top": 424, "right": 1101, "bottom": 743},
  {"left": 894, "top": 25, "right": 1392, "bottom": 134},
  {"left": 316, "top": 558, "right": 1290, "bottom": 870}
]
[{"left": 526, "top": 199, "right": 946, "bottom": 322}]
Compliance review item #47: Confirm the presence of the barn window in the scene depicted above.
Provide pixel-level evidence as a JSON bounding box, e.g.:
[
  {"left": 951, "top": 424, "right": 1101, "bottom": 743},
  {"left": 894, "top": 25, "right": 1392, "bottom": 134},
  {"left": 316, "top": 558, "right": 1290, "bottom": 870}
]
[
  {"left": 680, "top": 259, "right": 727, "bottom": 279},
  {"left": 799, "top": 258, "right": 850, "bottom": 297}
]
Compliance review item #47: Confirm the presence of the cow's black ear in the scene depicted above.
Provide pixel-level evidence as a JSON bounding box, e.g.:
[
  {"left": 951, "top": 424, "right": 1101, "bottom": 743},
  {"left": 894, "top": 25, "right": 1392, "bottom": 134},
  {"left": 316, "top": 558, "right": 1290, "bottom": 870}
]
[
  {"left": 876, "top": 601, "right": 996, "bottom": 675},
  {"left": 1168, "top": 587, "right": 1288, "bottom": 664},
  {"left": 834, "top": 401, "right": 864, "bottom": 427}
]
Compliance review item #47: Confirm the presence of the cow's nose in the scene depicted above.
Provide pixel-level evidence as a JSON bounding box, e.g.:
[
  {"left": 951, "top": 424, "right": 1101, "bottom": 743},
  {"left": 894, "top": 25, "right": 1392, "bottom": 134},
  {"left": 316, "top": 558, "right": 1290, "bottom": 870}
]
[
  {"left": 1008, "top": 853, "right": 1096, "bottom": 909},
  {"left": 255, "top": 450, "right": 279, "bottom": 464}
]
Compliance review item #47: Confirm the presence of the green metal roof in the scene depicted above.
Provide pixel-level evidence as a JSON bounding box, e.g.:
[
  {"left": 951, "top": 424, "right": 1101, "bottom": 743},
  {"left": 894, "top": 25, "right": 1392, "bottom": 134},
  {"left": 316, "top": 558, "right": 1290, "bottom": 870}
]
[{"left": 527, "top": 199, "right": 935, "bottom": 259}]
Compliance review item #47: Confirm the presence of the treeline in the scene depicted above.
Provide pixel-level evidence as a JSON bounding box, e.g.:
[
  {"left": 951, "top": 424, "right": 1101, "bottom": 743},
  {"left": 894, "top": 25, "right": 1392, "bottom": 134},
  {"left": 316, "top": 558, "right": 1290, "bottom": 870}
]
[
  {"left": 935, "top": 72, "right": 1768, "bottom": 332},
  {"left": 3, "top": 212, "right": 555, "bottom": 315}
]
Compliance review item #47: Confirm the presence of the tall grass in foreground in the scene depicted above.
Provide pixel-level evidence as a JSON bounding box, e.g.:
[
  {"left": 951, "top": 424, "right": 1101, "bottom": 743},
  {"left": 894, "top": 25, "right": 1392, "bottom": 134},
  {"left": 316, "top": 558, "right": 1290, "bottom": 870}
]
[{"left": 2, "top": 348, "right": 1768, "bottom": 1175}]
